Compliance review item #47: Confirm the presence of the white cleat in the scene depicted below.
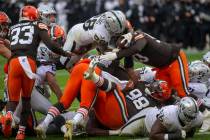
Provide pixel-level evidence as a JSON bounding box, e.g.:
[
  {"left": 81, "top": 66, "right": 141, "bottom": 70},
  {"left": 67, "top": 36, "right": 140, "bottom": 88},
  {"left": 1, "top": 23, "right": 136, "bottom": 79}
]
[
  {"left": 35, "top": 123, "right": 47, "bottom": 140},
  {"left": 64, "top": 120, "right": 74, "bottom": 140}
]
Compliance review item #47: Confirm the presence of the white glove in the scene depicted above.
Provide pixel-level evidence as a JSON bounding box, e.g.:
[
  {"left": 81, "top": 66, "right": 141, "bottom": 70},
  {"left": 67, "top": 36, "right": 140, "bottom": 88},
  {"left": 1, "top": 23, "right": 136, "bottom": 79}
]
[
  {"left": 99, "top": 52, "right": 117, "bottom": 61},
  {"left": 181, "top": 130, "right": 186, "bottom": 139},
  {"left": 120, "top": 32, "right": 133, "bottom": 48}
]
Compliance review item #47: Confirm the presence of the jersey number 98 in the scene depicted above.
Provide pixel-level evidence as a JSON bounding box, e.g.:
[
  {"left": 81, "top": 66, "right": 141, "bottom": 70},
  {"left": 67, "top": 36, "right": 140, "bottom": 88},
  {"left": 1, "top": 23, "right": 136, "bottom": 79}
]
[{"left": 126, "top": 89, "right": 150, "bottom": 110}]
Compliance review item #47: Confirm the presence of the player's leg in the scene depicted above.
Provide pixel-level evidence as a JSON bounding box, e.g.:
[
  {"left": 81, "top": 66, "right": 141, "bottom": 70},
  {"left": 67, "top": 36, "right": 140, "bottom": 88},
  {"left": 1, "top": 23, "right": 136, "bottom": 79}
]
[
  {"left": 3, "top": 58, "right": 22, "bottom": 137},
  {"left": 36, "top": 60, "right": 93, "bottom": 139},
  {"left": 16, "top": 57, "right": 36, "bottom": 139},
  {"left": 169, "top": 50, "right": 190, "bottom": 97}
]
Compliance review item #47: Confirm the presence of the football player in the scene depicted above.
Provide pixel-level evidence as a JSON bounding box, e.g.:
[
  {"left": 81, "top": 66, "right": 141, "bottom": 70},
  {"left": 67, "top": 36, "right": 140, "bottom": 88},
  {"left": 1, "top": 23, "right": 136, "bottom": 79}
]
[
  {"left": 98, "top": 31, "right": 190, "bottom": 100},
  {"left": 0, "top": 11, "right": 11, "bottom": 59},
  {"left": 4, "top": 5, "right": 72, "bottom": 140},
  {"left": 107, "top": 97, "right": 202, "bottom": 139},
  {"left": 149, "top": 97, "right": 202, "bottom": 140},
  {"left": 35, "top": 57, "right": 169, "bottom": 139},
  {"left": 59, "top": 10, "right": 129, "bottom": 70},
  {"left": 36, "top": 5, "right": 63, "bottom": 100}
]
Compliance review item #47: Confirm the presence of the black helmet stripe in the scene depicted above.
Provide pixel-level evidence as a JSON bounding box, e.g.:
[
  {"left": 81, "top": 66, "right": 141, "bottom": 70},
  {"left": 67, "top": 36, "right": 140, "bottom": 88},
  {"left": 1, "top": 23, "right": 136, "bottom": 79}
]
[{"left": 110, "top": 11, "right": 122, "bottom": 29}]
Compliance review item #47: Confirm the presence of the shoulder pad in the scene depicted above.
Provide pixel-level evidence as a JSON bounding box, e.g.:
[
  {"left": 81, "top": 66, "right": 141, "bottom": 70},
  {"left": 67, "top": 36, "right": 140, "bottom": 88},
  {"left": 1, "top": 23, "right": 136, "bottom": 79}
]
[
  {"left": 37, "top": 22, "right": 48, "bottom": 31},
  {"left": 157, "top": 105, "right": 176, "bottom": 127}
]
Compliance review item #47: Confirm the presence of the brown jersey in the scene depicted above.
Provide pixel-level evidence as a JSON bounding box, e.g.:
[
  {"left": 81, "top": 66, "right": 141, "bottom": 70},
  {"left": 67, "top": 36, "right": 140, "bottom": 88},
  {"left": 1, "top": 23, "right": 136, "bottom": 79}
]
[
  {"left": 9, "top": 21, "right": 68, "bottom": 60},
  {"left": 117, "top": 31, "right": 181, "bottom": 68}
]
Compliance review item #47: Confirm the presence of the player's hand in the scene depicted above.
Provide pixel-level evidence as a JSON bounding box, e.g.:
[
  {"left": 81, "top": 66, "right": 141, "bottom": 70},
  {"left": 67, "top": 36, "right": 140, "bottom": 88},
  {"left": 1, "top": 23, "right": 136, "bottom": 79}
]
[
  {"left": 65, "top": 51, "right": 75, "bottom": 57},
  {"left": 84, "top": 57, "right": 99, "bottom": 80},
  {"left": 99, "top": 52, "right": 117, "bottom": 61},
  {"left": 117, "top": 32, "right": 133, "bottom": 48},
  {"left": 181, "top": 130, "right": 186, "bottom": 139}
]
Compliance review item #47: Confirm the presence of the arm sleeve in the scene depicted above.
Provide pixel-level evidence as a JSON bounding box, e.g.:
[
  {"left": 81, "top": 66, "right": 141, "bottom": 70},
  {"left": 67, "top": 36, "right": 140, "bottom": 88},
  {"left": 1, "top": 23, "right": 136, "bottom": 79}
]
[
  {"left": 116, "top": 38, "right": 147, "bottom": 59},
  {"left": 124, "top": 56, "right": 134, "bottom": 69},
  {"left": 39, "top": 29, "right": 69, "bottom": 57}
]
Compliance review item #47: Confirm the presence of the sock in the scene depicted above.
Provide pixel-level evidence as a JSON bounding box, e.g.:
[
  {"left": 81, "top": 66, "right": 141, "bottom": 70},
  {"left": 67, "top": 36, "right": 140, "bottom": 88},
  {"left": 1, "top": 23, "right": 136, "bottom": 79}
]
[
  {"left": 18, "top": 125, "right": 25, "bottom": 134},
  {"left": 43, "top": 106, "right": 60, "bottom": 127}
]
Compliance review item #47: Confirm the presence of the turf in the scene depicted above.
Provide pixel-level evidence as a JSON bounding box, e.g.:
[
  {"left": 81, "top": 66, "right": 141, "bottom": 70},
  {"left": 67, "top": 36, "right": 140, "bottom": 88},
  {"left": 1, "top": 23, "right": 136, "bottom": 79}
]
[{"left": 0, "top": 49, "right": 210, "bottom": 140}]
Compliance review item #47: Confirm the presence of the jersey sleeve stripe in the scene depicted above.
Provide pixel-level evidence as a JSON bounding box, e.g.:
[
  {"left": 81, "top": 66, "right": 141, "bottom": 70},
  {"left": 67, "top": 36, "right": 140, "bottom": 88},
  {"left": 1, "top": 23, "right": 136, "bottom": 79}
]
[
  {"left": 177, "top": 56, "right": 190, "bottom": 95},
  {"left": 113, "top": 89, "right": 128, "bottom": 123}
]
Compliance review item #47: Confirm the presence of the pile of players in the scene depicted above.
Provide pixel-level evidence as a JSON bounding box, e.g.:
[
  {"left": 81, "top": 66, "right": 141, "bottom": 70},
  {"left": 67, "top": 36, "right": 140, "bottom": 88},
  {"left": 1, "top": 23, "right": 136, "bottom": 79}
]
[{"left": 0, "top": 4, "right": 209, "bottom": 140}]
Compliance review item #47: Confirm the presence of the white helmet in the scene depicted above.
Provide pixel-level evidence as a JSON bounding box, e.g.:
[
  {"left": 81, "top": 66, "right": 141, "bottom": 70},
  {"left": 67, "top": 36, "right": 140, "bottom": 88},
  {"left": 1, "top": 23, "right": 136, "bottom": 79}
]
[
  {"left": 189, "top": 60, "right": 210, "bottom": 81},
  {"left": 203, "top": 51, "right": 210, "bottom": 66},
  {"left": 38, "top": 5, "right": 56, "bottom": 26},
  {"left": 104, "top": 10, "right": 127, "bottom": 35},
  {"left": 178, "top": 97, "right": 199, "bottom": 123}
]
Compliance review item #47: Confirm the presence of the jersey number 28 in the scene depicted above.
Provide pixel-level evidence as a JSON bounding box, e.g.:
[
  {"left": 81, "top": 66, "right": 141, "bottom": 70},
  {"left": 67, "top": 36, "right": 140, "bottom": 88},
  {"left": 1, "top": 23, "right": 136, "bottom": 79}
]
[
  {"left": 11, "top": 26, "right": 34, "bottom": 45},
  {"left": 126, "top": 89, "right": 150, "bottom": 110}
]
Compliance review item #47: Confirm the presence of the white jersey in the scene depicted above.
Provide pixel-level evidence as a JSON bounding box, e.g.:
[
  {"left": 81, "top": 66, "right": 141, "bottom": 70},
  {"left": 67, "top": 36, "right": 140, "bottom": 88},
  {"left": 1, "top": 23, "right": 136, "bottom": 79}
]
[
  {"left": 145, "top": 105, "right": 203, "bottom": 133},
  {"left": 188, "top": 60, "right": 210, "bottom": 99},
  {"left": 189, "top": 60, "right": 210, "bottom": 84},
  {"left": 60, "top": 14, "right": 111, "bottom": 69},
  {"left": 135, "top": 66, "right": 156, "bottom": 83},
  {"left": 37, "top": 43, "right": 60, "bottom": 63}
]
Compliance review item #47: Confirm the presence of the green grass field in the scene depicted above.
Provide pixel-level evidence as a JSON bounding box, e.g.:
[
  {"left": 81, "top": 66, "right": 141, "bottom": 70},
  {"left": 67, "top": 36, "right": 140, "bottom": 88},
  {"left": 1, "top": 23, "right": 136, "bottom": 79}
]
[{"left": 1, "top": 50, "right": 210, "bottom": 140}]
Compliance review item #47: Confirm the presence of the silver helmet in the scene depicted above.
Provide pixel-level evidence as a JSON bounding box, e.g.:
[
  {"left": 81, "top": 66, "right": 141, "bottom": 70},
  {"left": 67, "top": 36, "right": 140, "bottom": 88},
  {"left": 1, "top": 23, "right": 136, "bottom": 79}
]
[
  {"left": 38, "top": 5, "right": 56, "bottom": 26},
  {"left": 178, "top": 97, "right": 199, "bottom": 123},
  {"left": 189, "top": 60, "right": 209, "bottom": 81},
  {"left": 203, "top": 51, "right": 210, "bottom": 66},
  {"left": 104, "top": 10, "right": 127, "bottom": 36}
]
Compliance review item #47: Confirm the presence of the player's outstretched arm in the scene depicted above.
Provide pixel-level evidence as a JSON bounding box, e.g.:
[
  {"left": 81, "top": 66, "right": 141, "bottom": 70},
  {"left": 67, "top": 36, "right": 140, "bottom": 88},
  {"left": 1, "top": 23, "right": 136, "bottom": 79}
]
[
  {"left": 150, "top": 118, "right": 185, "bottom": 140},
  {"left": 46, "top": 72, "right": 62, "bottom": 100}
]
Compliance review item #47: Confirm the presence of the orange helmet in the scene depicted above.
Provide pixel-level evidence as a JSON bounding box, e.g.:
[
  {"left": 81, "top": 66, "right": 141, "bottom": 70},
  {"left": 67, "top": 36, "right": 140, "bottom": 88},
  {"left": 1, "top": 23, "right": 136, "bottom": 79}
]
[
  {"left": 50, "top": 24, "right": 66, "bottom": 46},
  {"left": 19, "top": 5, "right": 39, "bottom": 21},
  {"left": 0, "top": 12, "right": 11, "bottom": 38},
  {"left": 146, "top": 80, "right": 172, "bottom": 101}
]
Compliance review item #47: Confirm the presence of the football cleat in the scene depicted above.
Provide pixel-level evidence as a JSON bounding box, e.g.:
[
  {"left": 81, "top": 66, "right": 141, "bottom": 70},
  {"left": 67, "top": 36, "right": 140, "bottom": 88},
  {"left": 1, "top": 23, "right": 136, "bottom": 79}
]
[
  {"left": 35, "top": 123, "right": 47, "bottom": 140},
  {"left": 15, "top": 131, "right": 25, "bottom": 140},
  {"left": 1, "top": 112, "right": 13, "bottom": 137},
  {"left": 64, "top": 120, "right": 74, "bottom": 140}
]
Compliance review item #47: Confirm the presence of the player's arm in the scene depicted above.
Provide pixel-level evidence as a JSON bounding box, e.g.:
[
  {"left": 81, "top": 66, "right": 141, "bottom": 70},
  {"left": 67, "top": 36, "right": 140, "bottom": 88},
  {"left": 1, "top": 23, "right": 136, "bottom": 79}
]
[
  {"left": 99, "top": 33, "right": 147, "bottom": 61},
  {"left": 46, "top": 72, "right": 62, "bottom": 100},
  {"left": 124, "top": 56, "right": 139, "bottom": 84},
  {"left": 38, "top": 23, "right": 72, "bottom": 57},
  {"left": 116, "top": 35, "right": 147, "bottom": 59},
  {"left": 150, "top": 118, "right": 185, "bottom": 140},
  {"left": 0, "top": 40, "right": 11, "bottom": 59}
]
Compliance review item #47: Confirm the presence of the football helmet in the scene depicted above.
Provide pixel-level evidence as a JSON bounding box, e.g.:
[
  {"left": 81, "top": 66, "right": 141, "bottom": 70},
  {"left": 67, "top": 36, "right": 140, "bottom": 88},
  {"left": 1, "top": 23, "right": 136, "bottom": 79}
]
[
  {"left": 19, "top": 5, "right": 39, "bottom": 21},
  {"left": 104, "top": 10, "right": 127, "bottom": 35},
  {"left": 38, "top": 5, "right": 56, "bottom": 26},
  {"left": 145, "top": 80, "right": 171, "bottom": 101},
  {"left": 203, "top": 51, "right": 210, "bottom": 67},
  {"left": 0, "top": 12, "right": 11, "bottom": 38},
  {"left": 50, "top": 24, "right": 66, "bottom": 46},
  {"left": 178, "top": 97, "right": 199, "bottom": 123},
  {"left": 189, "top": 60, "right": 209, "bottom": 81}
]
